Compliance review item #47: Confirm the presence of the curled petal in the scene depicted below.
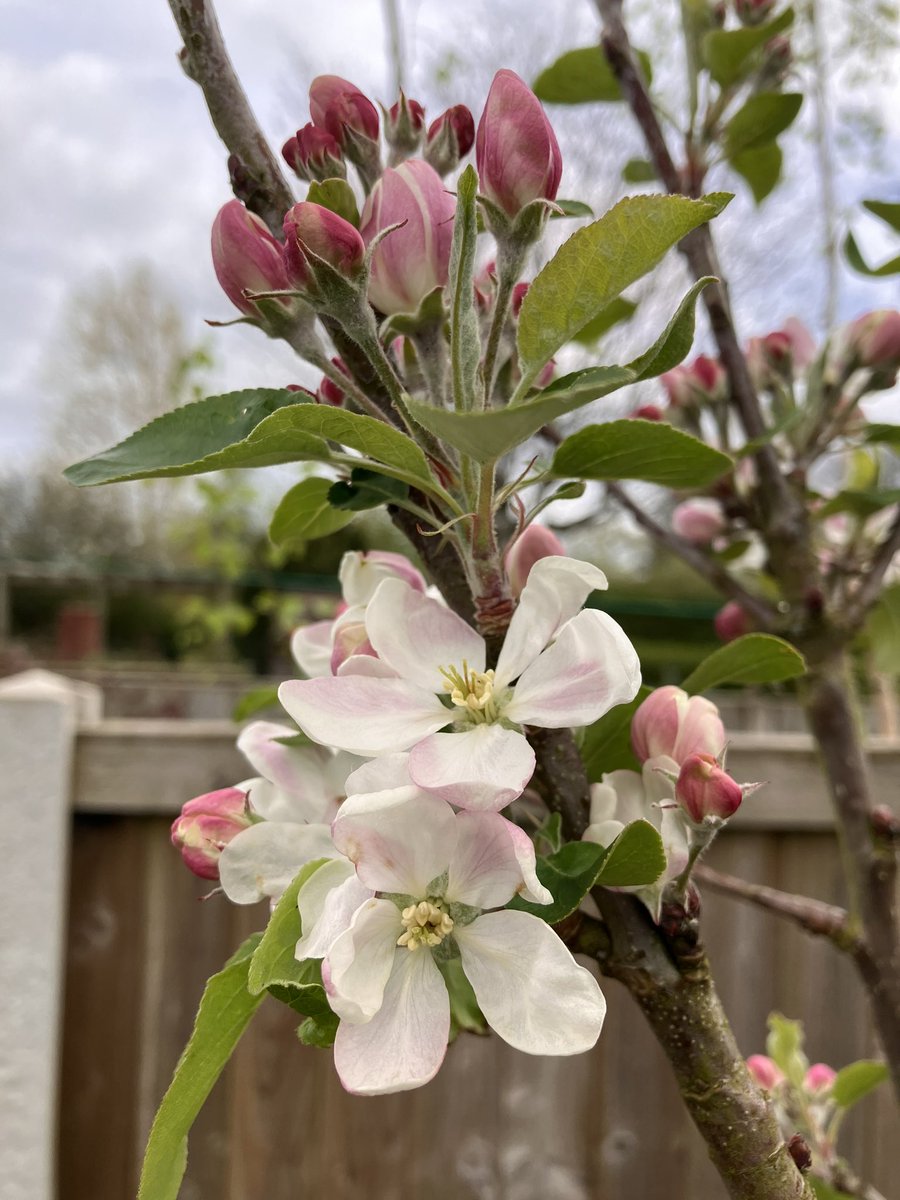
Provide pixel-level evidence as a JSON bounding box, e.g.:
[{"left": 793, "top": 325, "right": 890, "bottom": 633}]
[
  {"left": 237, "top": 721, "right": 334, "bottom": 822},
  {"left": 408, "top": 724, "right": 535, "bottom": 811},
  {"left": 455, "top": 910, "right": 606, "bottom": 1054},
  {"left": 291, "top": 621, "right": 334, "bottom": 678},
  {"left": 217, "top": 821, "right": 338, "bottom": 904},
  {"left": 339, "top": 549, "right": 426, "bottom": 605},
  {"left": 325, "top": 897, "right": 401, "bottom": 1023},
  {"left": 447, "top": 811, "right": 551, "bottom": 908},
  {"left": 296, "top": 859, "right": 373, "bottom": 960}
]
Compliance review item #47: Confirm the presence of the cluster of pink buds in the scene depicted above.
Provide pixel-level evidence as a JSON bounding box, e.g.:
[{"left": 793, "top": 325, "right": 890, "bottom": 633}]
[
  {"left": 661, "top": 354, "right": 727, "bottom": 407},
  {"left": 746, "top": 317, "right": 816, "bottom": 389}
]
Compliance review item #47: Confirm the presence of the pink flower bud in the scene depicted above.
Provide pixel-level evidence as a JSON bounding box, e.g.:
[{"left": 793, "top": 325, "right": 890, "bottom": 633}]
[
  {"left": 848, "top": 310, "right": 900, "bottom": 371},
  {"left": 632, "top": 685, "right": 726, "bottom": 765},
  {"left": 747, "top": 1055, "right": 784, "bottom": 1091},
  {"left": 735, "top": 0, "right": 776, "bottom": 24},
  {"left": 170, "top": 787, "right": 252, "bottom": 880},
  {"left": 804, "top": 1063, "right": 837, "bottom": 1094},
  {"left": 661, "top": 355, "right": 726, "bottom": 407},
  {"left": 693, "top": 354, "right": 726, "bottom": 395},
  {"left": 309, "top": 74, "right": 380, "bottom": 146},
  {"left": 211, "top": 200, "right": 289, "bottom": 316},
  {"left": 714, "top": 600, "right": 751, "bottom": 643},
  {"left": 425, "top": 104, "right": 476, "bottom": 176},
  {"left": 672, "top": 499, "right": 726, "bottom": 545},
  {"left": 282, "top": 201, "right": 366, "bottom": 290},
  {"left": 330, "top": 611, "right": 377, "bottom": 674},
  {"left": 283, "top": 122, "right": 345, "bottom": 181},
  {"left": 632, "top": 404, "right": 665, "bottom": 421},
  {"left": 476, "top": 69, "right": 562, "bottom": 217},
  {"left": 316, "top": 357, "right": 350, "bottom": 406},
  {"left": 506, "top": 525, "right": 566, "bottom": 596},
  {"left": 676, "top": 753, "right": 744, "bottom": 823},
  {"left": 385, "top": 94, "right": 426, "bottom": 156},
  {"left": 360, "top": 158, "right": 455, "bottom": 315},
  {"left": 511, "top": 281, "right": 530, "bottom": 318},
  {"left": 746, "top": 319, "right": 816, "bottom": 387}
]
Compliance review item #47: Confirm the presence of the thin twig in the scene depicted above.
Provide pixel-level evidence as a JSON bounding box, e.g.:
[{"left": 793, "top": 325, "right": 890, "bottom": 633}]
[{"left": 846, "top": 506, "right": 900, "bottom": 627}]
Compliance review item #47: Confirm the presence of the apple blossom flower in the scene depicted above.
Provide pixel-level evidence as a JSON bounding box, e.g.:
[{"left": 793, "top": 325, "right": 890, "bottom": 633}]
[
  {"left": 210, "top": 200, "right": 290, "bottom": 317},
  {"left": 309, "top": 74, "right": 380, "bottom": 146},
  {"left": 631, "top": 686, "right": 727, "bottom": 766},
  {"left": 425, "top": 104, "right": 476, "bottom": 176},
  {"left": 297, "top": 790, "right": 605, "bottom": 1094},
  {"left": 282, "top": 201, "right": 366, "bottom": 291},
  {"left": 279, "top": 557, "right": 641, "bottom": 811},
  {"left": 359, "top": 159, "right": 456, "bottom": 315},
  {"left": 505, "top": 523, "right": 566, "bottom": 596},
  {"left": 584, "top": 757, "right": 690, "bottom": 920},
  {"left": 216, "top": 720, "right": 357, "bottom": 904},
  {"left": 675, "top": 753, "right": 745, "bottom": 824},
  {"left": 476, "top": 69, "right": 562, "bottom": 217},
  {"left": 672, "top": 498, "right": 726, "bottom": 545},
  {"left": 747, "top": 1054, "right": 785, "bottom": 1091},
  {"left": 291, "top": 550, "right": 427, "bottom": 678},
  {"left": 171, "top": 787, "right": 252, "bottom": 880}
]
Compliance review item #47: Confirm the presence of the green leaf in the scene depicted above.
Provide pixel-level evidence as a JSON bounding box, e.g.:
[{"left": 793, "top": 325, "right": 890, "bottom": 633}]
[
  {"left": 269, "top": 477, "right": 356, "bottom": 546},
  {"left": 447, "top": 164, "right": 481, "bottom": 413},
  {"left": 306, "top": 178, "right": 360, "bottom": 227},
  {"left": 622, "top": 158, "right": 656, "bottom": 184},
  {"left": 865, "top": 586, "right": 900, "bottom": 675},
  {"left": 702, "top": 8, "right": 794, "bottom": 86},
  {"left": 137, "top": 934, "right": 264, "bottom": 1200},
  {"left": 730, "top": 141, "right": 783, "bottom": 204},
  {"left": 572, "top": 297, "right": 638, "bottom": 346},
  {"left": 551, "top": 198, "right": 595, "bottom": 219},
  {"left": 843, "top": 230, "right": 900, "bottom": 277},
  {"left": 830, "top": 1059, "right": 889, "bottom": 1109},
  {"left": 439, "top": 958, "right": 487, "bottom": 1038},
  {"left": 64, "top": 389, "right": 315, "bottom": 486},
  {"left": 819, "top": 488, "right": 900, "bottom": 518},
  {"left": 863, "top": 198, "right": 900, "bottom": 233},
  {"left": 508, "top": 841, "right": 609, "bottom": 923},
  {"left": 551, "top": 419, "right": 732, "bottom": 488},
  {"left": 517, "top": 193, "right": 730, "bottom": 383},
  {"left": 232, "top": 685, "right": 281, "bottom": 723},
  {"left": 328, "top": 467, "right": 409, "bottom": 511},
  {"left": 248, "top": 860, "right": 333, "bottom": 1018},
  {"left": 297, "top": 1011, "right": 340, "bottom": 1048},
  {"left": 863, "top": 424, "right": 900, "bottom": 447},
  {"left": 766, "top": 1011, "right": 808, "bottom": 1086},
  {"left": 581, "top": 686, "right": 652, "bottom": 781},
  {"left": 810, "top": 1181, "right": 854, "bottom": 1200},
  {"left": 595, "top": 819, "right": 667, "bottom": 887},
  {"left": 681, "top": 634, "right": 806, "bottom": 694},
  {"left": 533, "top": 46, "right": 653, "bottom": 104},
  {"left": 724, "top": 92, "right": 803, "bottom": 156}
]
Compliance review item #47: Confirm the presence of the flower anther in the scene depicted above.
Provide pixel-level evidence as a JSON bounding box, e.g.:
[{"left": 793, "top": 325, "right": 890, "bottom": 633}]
[{"left": 397, "top": 899, "right": 454, "bottom": 950}]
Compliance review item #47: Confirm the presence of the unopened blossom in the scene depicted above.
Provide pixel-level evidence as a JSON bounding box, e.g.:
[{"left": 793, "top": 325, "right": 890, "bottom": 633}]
[
  {"left": 505, "top": 523, "right": 565, "bottom": 596},
  {"left": 747, "top": 1054, "right": 785, "bottom": 1091},
  {"left": 746, "top": 318, "right": 816, "bottom": 388},
  {"left": 672, "top": 498, "right": 726, "bottom": 545},
  {"left": 804, "top": 1063, "right": 837, "bottom": 1094},
  {"left": 298, "top": 790, "right": 605, "bottom": 1094},
  {"left": 316, "top": 357, "right": 350, "bottom": 406},
  {"left": 309, "top": 74, "right": 380, "bottom": 146},
  {"left": 476, "top": 69, "right": 562, "bottom": 217},
  {"left": 216, "top": 720, "right": 355, "bottom": 903},
  {"left": 631, "top": 686, "right": 726, "bottom": 766},
  {"left": 360, "top": 159, "right": 456, "bottom": 315},
  {"left": 848, "top": 309, "right": 900, "bottom": 371},
  {"left": 283, "top": 122, "right": 345, "bottom": 181},
  {"left": 735, "top": 0, "right": 776, "bottom": 23},
  {"left": 282, "top": 201, "right": 366, "bottom": 291},
  {"left": 585, "top": 757, "right": 690, "bottom": 920},
  {"left": 384, "top": 93, "right": 426, "bottom": 157},
  {"left": 675, "top": 753, "right": 744, "bottom": 824},
  {"left": 291, "top": 550, "right": 427, "bottom": 678},
  {"left": 631, "top": 403, "right": 665, "bottom": 421},
  {"left": 662, "top": 354, "right": 726, "bottom": 406},
  {"left": 211, "top": 200, "right": 290, "bottom": 317},
  {"left": 171, "top": 787, "right": 252, "bottom": 880},
  {"left": 714, "top": 599, "right": 751, "bottom": 643},
  {"left": 280, "top": 557, "right": 641, "bottom": 811},
  {"left": 425, "top": 104, "right": 476, "bottom": 176}
]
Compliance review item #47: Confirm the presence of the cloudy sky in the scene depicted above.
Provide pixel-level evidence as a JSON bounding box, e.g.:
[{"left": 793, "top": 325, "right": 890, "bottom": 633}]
[{"left": 1, "top": 0, "right": 897, "bottom": 467}]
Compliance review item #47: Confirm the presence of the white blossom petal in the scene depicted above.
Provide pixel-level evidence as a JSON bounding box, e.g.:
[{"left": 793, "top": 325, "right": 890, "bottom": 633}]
[
  {"left": 218, "top": 821, "right": 337, "bottom": 904},
  {"left": 324, "top": 897, "right": 402, "bottom": 1023},
  {"left": 291, "top": 620, "right": 334, "bottom": 678},
  {"left": 296, "top": 859, "right": 373, "bottom": 960},
  {"left": 339, "top": 549, "right": 426, "bottom": 606},
  {"left": 408, "top": 725, "right": 535, "bottom": 811},
  {"left": 344, "top": 752, "right": 416, "bottom": 796},
  {"left": 495, "top": 557, "right": 608, "bottom": 686},
  {"left": 332, "top": 947, "right": 449, "bottom": 1095},
  {"left": 447, "top": 811, "right": 552, "bottom": 908},
  {"left": 365, "top": 577, "right": 485, "bottom": 690},
  {"left": 278, "top": 676, "right": 449, "bottom": 756},
  {"left": 237, "top": 721, "right": 334, "bottom": 822},
  {"left": 455, "top": 910, "right": 606, "bottom": 1054},
  {"left": 332, "top": 791, "right": 458, "bottom": 896},
  {"left": 504, "top": 609, "right": 641, "bottom": 728}
]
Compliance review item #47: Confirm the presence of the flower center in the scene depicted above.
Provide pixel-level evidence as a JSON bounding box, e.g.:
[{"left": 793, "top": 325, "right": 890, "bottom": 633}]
[
  {"left": 397, "top": 899, "right": 454, "bottom": 951},
  {"left": 439, "top": 661, "right": 499, "bottom": 723}
]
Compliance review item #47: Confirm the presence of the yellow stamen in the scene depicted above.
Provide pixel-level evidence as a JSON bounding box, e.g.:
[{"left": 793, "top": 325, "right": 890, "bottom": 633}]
[
  {"left": 438, "top": 660, "right": 499, "bottom": 723},
  {"left": 397, "top": 898, "right": 454, "bottom": 952}
]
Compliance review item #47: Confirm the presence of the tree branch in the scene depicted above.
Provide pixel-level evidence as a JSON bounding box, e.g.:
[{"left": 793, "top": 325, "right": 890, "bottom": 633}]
[
  {"left": 168, "top": 0, "right": 294, "bottom": 236},
  {"left": 606, "top": 482, "right": 778, "bottom": 629},
  {"left": 846, "top": 506, "right": 900, "bottom": 627}
]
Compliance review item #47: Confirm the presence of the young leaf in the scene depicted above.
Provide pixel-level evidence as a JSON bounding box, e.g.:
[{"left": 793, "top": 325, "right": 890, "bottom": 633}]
[
  {"left": 622, "top": 159, "right": 656, "bottom": 184},
  {"left": 552, "top": 198, "right": 595, "bottom": 219},
  {"left": 232, "top": 685, "right": 281, "bottom": 723},
  {"left": 269, "top": 478, "right": 356, "bottom": 546},
  {"left": 447, "top": 164, "right": 481, "bottom": 412},
  {"left": 863, "top": 198, "right": 900, "bottom": 233},
  {"left": 580, "top": 687, "right": 652, "bottom": 781},
  {"left": 865, "top": 586, "right": 900, "bottom": 675},
  {"left": 508, "top": 841, "right": 609, "bottom": 923},
  {"left": 724, "top": 92, "right": 803, "bottom": 157},
  {"left": 593, "top": 819, "right": 666, "bottom": 887},
  {"left": 819, "top": 488, "right": 900, "bottom": 518},
  {"left": 328, "top": 468, "right": 409, "bottom": 511},
  {"left": 572, "top": 297, "right": 638, "bottom": 346},
  {"left": 137, "top": 934, "right": 263, "bottom": 1200},
  {"left": 730, "top": 142, "right": 783, "bottom": 205},
  {"left": 702, "top": 8, "right": 794, "bottom": 87},
  {"left": 64, "top": 389, "right": 318, "bottom": 486},
  {"left": 830, "top": 1059, "right": 889, "bottom": 1109},
  {"left": 766, "top": 1012, "right": 808, "bottom": 1086},
  {"left": 306, "top": 178, "right": 361, "bottom": 226},
  {"left": 517, "top": 193, "right": 731, "bottom": 383},
  {"left": 681, "top": 634, "right": 806, "bottom": 694},
  {"left": 550, "top": 419, "right": 732, "bottom": 488},
  {"left": 533, "top": 45, "right": 653, "bottom": 104},
  {"left": 297, "top": 1010, "right": 340, "bottom": 1048},
  {"left": 843, "top": 230, "right": 900, "bottom": 278}
]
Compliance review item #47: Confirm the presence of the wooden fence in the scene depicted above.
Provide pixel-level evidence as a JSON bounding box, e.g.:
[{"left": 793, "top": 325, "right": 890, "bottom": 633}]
[{"left": 1, "top": 671, "right": 898, "bottom": 1200}]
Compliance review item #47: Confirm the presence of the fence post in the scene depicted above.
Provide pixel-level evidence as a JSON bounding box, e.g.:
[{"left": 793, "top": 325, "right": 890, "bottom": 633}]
[{"left": 0, "top": 670, "right": 102, "bottom": 1200}]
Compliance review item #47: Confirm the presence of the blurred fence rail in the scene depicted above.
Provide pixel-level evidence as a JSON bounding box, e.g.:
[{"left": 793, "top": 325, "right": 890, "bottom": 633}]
[{"left": 1, "top": 670, "right": 898, "bottom": 1200}]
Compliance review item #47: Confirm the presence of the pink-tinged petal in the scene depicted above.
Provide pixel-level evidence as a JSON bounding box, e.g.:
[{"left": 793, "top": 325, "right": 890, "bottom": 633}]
[
  {"left": 447, "top": 811, "right": 552, "bottom": 908},
  {"left": 344, "top": 752, "right": 415, "bottom": 797},
  {"left": 217, "top": 821, "right": 338, "bottom": 904},
  {"left": 495, "top": 557, "right": 608, "bottom": 686},
  {"left": 365, "top": 577, "right": 485, "bottom": 690},
  {"left": 325, "top": 897, "right": 401, "bottom": 1023},
  {"left": 291, "top": 620, "right": 334, "bottom": 677},
  {"left": 408, "top": 725, "right": 535, "bottom": 811},
  {"left": 336, "top": 655, "right": 399, "bottom": 678},
  {"left": 332, "top": 792, "right": 458, "bottom": 896},
  {"left": 504, "top": 609, "right": 640, "bottom": 728},
  {"left": 339, "top": 549, "right": 426, "bottom": 605},
  {"left": 455, "top": 910, "right": 606, "bottom": 1054},
  {"left": 296, "top": 859, "right": 373, "bottom": 960},
  {"left": 278, "top": 676, "right": 448, "bottom": 756},
  {"left": 333, "top": 947, "right": 449, "bottom": 1095},
  {"left": 237, "top": 721, "right": 335, "bottom": 822}
]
